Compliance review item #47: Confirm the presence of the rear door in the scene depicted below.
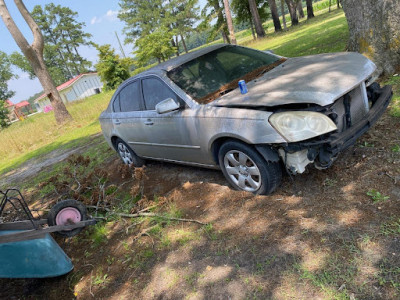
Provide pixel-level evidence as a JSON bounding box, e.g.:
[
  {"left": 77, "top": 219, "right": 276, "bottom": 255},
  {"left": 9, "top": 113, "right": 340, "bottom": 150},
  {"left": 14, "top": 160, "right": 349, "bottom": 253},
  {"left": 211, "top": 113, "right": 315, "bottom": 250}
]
[{"left": 112, "top": 80, "right": 148, "bottom": 155}]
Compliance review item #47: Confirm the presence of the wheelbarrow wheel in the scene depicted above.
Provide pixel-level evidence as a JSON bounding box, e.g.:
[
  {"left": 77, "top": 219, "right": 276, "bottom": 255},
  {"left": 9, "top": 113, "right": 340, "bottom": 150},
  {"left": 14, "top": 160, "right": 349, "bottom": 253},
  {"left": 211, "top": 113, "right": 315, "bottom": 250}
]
[{"left": 48, "top": 200, "right": 87, "bottom": 237}]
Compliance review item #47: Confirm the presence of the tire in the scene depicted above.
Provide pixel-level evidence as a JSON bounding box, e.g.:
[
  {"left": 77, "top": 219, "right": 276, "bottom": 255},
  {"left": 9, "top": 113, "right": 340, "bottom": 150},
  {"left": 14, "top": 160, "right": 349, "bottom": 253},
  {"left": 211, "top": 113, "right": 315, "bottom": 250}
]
[
  {"left": 218, "top": 141, "right": 282, "bottom": 195},
  {"left": 48, "top": 199, "right": 87, "bottom": 237},
  {"left": 114, "top": 138, "right": 145, "bottom": 167}
]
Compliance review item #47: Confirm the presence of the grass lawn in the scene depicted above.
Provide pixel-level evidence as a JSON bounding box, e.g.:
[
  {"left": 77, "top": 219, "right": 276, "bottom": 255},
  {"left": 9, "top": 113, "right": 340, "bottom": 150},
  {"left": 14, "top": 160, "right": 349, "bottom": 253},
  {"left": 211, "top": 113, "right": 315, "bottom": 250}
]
[{"left": 0, "top": 90, "right": 113, "bottom": 175}]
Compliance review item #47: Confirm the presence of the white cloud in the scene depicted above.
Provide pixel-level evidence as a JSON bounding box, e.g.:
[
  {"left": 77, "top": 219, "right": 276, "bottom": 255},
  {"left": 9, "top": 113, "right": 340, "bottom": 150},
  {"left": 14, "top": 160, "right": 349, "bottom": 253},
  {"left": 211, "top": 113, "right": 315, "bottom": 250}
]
[
  {"left": 91, "top": 10, "right": 119, "bottom": 25},
  {"left": 90, "top": 16, "right": 101, "bottom": 25},
  {"left": 105, "top": 10, "right": 118, "bottom": 21}
]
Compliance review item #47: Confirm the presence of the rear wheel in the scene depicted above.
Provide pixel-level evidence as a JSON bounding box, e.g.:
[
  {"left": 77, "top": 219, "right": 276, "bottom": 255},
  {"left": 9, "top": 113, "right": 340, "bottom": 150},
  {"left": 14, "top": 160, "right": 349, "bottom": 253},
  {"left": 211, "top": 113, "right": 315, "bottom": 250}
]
[
  {"left": 218, "top": 141, "right": 282, "bottom": 195},
  {"left": 115, "top": 138, "right": 145, "bottom": 167}
]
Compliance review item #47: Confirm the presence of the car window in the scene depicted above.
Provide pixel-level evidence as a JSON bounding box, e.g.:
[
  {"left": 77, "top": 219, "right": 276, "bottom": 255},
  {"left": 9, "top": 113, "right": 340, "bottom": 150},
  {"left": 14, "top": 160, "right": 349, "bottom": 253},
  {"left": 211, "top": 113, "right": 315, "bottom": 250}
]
[
  {"left": 167, "top": 45, "right": 283, "bottom": 103},
  {"left": 119, "top": 81, "right": 141, "bottom": 112},
  {"left": 142, "top": 78, "right": 179, "bottom": 110},
  {"left": 112, "top": 95, "right": 121, "bottom": 112}
]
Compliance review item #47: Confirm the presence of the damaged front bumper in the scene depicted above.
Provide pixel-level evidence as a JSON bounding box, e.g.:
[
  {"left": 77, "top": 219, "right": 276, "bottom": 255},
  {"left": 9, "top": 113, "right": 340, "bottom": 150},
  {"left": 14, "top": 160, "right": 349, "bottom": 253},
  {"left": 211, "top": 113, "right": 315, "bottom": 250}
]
[{"left": 280, "top": 85, "right": 393, "bottom": 173}]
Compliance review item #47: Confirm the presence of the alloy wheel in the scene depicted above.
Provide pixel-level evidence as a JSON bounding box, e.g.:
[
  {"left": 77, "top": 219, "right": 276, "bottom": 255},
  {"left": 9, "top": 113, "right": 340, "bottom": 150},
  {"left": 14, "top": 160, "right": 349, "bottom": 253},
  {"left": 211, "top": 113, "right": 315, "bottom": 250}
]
[
  {"left": 117, "top": 142, "right": 133, "bottom": 165},
  {"left": 223, "top": 150, "right": 261, "bottom": 192}
]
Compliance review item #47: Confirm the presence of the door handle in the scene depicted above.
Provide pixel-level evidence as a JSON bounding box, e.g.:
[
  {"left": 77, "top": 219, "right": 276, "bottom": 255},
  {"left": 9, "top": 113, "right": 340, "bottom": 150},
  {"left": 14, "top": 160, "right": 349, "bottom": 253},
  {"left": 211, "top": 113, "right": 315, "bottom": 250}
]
[
  {"left": 114, "top": 119, "right": 121, "bottom": 125},
  {"left": 144, "top": 119, "right": 154, "bottom": 125}
]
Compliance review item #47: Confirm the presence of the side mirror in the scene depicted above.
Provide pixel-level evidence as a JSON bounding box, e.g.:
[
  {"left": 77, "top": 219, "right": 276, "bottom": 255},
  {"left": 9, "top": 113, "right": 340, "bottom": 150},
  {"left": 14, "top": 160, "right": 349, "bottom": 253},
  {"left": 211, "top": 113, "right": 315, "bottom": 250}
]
[{"left": 155, "top": 98, "right": 181, "bottom": 114}]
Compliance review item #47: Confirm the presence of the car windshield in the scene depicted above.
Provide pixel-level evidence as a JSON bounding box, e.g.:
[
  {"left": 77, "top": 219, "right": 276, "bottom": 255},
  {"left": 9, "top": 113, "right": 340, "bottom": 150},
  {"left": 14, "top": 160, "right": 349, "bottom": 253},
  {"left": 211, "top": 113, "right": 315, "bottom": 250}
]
[{"left": 167, "top": 45, "right": 285, "bottom": 104}]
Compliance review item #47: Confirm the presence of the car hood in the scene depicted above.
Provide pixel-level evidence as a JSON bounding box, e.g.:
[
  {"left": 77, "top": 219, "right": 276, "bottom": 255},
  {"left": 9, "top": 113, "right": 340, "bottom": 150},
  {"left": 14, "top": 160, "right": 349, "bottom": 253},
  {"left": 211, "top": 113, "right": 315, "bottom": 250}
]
[{"left": 211, "top": 52, "right": 376, "bottom": 108}]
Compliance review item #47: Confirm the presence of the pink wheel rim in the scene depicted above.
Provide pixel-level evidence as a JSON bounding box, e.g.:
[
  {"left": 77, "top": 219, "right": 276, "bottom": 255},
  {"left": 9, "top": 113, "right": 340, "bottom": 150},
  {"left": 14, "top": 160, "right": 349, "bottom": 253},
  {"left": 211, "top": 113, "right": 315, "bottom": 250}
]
[{"left": 55, "top": 207, "right": 82, "bottom": 230}]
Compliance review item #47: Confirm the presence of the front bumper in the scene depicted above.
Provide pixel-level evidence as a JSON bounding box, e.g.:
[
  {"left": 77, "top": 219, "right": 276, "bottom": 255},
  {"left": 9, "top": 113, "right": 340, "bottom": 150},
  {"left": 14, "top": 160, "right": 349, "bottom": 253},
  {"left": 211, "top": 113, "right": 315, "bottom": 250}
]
[{"left": 284, "top": 85, "right": 393, "bottom": 168}]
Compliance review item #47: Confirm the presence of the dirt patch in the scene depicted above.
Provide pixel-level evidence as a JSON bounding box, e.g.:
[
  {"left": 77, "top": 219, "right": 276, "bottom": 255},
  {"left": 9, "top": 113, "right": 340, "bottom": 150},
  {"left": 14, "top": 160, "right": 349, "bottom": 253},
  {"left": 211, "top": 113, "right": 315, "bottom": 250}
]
[
  {"left": 1, "top": 113, "right": 400, "bottom": 299},
  {"left": 0, "top": 133, "right": 104, "bottom": 189}
]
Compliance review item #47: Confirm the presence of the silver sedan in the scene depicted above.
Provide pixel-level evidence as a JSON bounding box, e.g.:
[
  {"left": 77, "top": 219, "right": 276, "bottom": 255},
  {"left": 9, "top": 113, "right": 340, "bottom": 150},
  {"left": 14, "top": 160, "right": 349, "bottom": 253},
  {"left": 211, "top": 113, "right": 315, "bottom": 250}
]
[{"left": 100, "top": 44, "right": 392, "bottom": 194}]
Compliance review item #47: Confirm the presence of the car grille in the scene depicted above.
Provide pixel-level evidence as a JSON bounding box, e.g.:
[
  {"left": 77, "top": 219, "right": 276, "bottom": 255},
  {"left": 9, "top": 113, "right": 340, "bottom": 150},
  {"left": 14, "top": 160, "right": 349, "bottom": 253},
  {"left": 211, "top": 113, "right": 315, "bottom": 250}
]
[{"left": 330, "top": 83, "right": 369, "bottom": 133}]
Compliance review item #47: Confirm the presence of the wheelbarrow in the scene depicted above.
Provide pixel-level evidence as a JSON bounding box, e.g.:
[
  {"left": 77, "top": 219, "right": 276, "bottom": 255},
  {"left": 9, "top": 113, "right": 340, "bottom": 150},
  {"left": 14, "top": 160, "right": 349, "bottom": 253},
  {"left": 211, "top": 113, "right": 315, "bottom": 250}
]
[{"left": 0, "top": 188, "right": 96, "bottom": 278}]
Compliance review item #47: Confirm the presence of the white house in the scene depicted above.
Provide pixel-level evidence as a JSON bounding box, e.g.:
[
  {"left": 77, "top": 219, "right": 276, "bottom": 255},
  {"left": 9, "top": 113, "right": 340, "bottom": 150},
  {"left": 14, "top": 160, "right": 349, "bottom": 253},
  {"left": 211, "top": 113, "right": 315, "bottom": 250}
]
[{"left": 34, "top": 73, "right": 103, "bottom": 112}]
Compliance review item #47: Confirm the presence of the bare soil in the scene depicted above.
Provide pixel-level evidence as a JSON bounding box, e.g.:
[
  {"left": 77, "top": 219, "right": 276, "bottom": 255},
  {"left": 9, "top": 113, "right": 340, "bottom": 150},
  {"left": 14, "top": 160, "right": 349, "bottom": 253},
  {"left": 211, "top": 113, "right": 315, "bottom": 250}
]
[{"left": 1, "top": 112, "right": 400, "bottom": 300}]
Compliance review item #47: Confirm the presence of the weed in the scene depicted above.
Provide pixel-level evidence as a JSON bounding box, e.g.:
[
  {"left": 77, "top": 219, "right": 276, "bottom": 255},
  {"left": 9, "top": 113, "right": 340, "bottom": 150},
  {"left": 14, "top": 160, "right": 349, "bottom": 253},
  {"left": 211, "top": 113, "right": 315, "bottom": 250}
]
[
  {"left": 143, "top": 249, "right": 155, "bottom": 259},
  {"left": 323, "top": 178, "right": 338, "bottom": 187},
  {"left": 88, "top": 222, "right": 109, "bottom": 247},
  {"left": 380, "top": 219, "right": 400, "bottom": 236},
  {"left": 92, "top": 269, "right": 109, "bottom": 286},
  {"left": 106, "top": 255, "right": 116, "bottom": 265},
  {"left": 202, "top": 223, "right": 219, "bottom": 240},
  {"left": 359, "top": 234, "right": 372, "bottom": 244},
  {"left": 185, "top": 272, "right": 200, "bottom": 287},
  {"left": 376, "top": 259, "right": 400, "bottom": 293},
  {"left": 367, "top": 189, "right": 390, "bottom": 203},
  {"left": 360, "top": 141, "right": 375, "bottom": 148},
  {"left": 392, "top": 144, "right": 400, "bottom": 153},
  {"left": 84, "top": 250, "right": 91, "bottom": 258}
]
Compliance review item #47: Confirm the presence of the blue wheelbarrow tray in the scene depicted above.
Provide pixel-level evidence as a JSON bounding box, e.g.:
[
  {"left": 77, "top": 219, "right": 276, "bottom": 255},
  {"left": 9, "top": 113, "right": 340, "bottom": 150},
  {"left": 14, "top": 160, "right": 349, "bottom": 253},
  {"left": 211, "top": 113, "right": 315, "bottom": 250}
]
[{"left": 0, "top": 230, "right": 73, "bottom": 278}]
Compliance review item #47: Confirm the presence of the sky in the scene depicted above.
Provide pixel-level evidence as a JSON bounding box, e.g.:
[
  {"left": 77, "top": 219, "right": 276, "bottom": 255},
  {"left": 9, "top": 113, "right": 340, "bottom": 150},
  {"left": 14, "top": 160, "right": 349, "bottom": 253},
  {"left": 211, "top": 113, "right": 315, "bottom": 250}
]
[{"left": 0, "top": 0, "right": 169, "bottom": 103}]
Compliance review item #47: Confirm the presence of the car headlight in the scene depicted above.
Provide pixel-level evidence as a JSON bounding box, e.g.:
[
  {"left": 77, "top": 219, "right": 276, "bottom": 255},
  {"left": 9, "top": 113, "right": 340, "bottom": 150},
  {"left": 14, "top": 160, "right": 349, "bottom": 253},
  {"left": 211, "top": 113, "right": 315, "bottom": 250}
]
[{"left": 269, "top": 111, "right": 337, "bottom": 142}]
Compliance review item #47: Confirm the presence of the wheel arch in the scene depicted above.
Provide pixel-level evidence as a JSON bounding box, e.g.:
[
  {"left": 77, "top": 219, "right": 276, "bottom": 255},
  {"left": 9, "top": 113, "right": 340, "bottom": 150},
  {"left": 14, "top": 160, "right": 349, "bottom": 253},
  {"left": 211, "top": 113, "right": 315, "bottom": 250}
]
[{"left": 210, "top": 136, "right": 280, "bottom": 165}]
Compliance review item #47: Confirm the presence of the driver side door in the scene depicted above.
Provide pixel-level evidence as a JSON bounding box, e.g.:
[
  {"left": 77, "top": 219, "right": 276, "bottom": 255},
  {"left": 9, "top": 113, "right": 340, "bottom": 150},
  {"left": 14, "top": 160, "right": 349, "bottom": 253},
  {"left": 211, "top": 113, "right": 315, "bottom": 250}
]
[{"left": 138, "top": 76, "right": 200, "bottom": 162}]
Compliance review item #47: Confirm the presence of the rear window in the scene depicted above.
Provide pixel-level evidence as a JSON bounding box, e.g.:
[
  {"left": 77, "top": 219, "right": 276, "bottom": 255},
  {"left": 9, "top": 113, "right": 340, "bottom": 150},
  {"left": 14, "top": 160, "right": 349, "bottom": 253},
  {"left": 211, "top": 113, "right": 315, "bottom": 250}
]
[{"left": 119, "top": 81, "right": 141, "bottom": 112}]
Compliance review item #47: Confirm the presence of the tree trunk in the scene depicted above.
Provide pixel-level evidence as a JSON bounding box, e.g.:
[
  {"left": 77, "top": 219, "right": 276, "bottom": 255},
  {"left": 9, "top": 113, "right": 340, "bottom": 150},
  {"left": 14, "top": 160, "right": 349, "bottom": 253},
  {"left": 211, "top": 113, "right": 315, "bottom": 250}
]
[
  {"left": 221, "top": 30, "right": 229, "bottom": 43},
  {"left": 0, "top": 0, "right": 71, "bottom": 124},
  {"left": 342, "top": 0, "right": 400, "bottom": 75},
  {"left": 173, "top": 36, "right": 179, "bottom": 56},
  {"left": 306, "top": 0, "right": 315, "bottom": 19},
  {"left": 180, "top": 33, "right": 188, "bottom": 53},
  {"left": 223, "top": 0, "right": 237, "bottom": 44},
  {"left": 285, "top": 0, "right": 299, "bottom": 26},
  {"left": 248, "top": 0, "right": 266, "bottom": 38},
  {"left": 329, "top": 0, "right": 332, "bottom": 12},
  {"left": 214, "top": 2, "right": 230, "bottom": 44},
  {"left": 337, "top": 0, "right": 341, "bottom": 8},
  {"left": 268, "top": 0, "right": 282, "bottom": 32},
  {"left": 250, "top": 17, "right": 256, "bottom": 40},
  {"left": 280, "top": 0, "right": 287, "bottom": 30},
  {"left": 297, "top": 0, "right": 305, "bottom": 19}
]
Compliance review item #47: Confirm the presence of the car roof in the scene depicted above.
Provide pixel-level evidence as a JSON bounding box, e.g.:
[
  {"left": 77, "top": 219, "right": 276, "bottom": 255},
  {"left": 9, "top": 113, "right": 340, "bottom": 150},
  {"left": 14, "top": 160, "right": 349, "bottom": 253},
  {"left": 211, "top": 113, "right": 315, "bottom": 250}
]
[{"left": 137, "top": 43, "right": 227, "bottom": 77}]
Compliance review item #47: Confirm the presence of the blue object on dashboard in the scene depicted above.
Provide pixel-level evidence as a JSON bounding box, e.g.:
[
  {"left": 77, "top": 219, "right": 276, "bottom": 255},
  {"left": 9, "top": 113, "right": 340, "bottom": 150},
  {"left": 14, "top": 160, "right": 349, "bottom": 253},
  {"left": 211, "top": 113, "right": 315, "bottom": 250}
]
[{"left": 238, "top": 80, "right": 248, "bottom": 94}]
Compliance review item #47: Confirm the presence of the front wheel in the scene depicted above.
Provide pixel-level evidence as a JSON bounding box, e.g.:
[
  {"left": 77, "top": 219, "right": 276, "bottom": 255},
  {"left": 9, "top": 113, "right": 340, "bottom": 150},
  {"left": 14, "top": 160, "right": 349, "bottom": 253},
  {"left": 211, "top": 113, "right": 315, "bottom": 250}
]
[{"left": 218, "top": 141, "right": 282, "bottom": 195}]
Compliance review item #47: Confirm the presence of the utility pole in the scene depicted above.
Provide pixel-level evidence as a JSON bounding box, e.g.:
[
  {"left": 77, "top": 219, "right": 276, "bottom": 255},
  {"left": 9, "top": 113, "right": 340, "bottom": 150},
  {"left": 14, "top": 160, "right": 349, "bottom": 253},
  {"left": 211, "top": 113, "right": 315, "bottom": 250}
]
[{"left": 115, "top": 31, "right": 126, "bottom": 58}]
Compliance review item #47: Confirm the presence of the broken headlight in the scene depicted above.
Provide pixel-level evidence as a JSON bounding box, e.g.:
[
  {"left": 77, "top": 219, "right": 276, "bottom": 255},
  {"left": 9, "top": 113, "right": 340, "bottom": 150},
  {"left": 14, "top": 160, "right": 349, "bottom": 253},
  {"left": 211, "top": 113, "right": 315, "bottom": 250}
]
[{"left": 269, "top": 111, "right": 337, "bottom": 142}]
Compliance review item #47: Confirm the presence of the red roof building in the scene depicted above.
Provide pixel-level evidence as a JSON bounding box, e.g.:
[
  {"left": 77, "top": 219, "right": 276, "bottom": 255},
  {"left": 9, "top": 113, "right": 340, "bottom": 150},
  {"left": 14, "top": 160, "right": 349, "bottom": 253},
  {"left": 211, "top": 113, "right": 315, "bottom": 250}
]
[
  {"left": 34, "top": 73, "right": 103, "bottom": 112},
  {"left": 3, "top": 99, "right": 32, "bottom": 121}
]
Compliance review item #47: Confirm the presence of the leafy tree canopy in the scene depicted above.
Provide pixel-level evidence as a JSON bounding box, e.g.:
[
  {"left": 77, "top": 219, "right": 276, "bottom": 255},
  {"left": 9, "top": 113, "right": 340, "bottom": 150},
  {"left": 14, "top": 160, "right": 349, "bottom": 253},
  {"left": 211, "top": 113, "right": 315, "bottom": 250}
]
[
  {"left": 118, "top": 0, "right": 199, "bottom": 65},
  {"left": 134, "top": 27, "right": 177, "bottom": 67},
  {"left": 95, "top": 44, "right": 131, "bottom": 91},
  {"left": 11, "top": 4, "right": 93, "bottom": 86}
]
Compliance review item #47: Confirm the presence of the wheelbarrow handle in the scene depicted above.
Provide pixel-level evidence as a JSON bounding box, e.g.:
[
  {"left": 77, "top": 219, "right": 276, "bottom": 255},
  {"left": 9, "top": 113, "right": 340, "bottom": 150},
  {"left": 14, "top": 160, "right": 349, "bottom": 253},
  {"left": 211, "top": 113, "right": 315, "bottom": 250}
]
[{"left": 0, "top": 219, "right": 97, "bottom": 244}]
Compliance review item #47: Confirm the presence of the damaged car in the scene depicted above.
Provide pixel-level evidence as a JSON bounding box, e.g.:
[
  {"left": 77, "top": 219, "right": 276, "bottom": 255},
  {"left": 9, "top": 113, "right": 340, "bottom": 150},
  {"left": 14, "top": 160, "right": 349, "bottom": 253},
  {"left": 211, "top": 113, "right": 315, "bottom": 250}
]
[{"left": 100, "top": 44, "right": 392, "bottom": 195}]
